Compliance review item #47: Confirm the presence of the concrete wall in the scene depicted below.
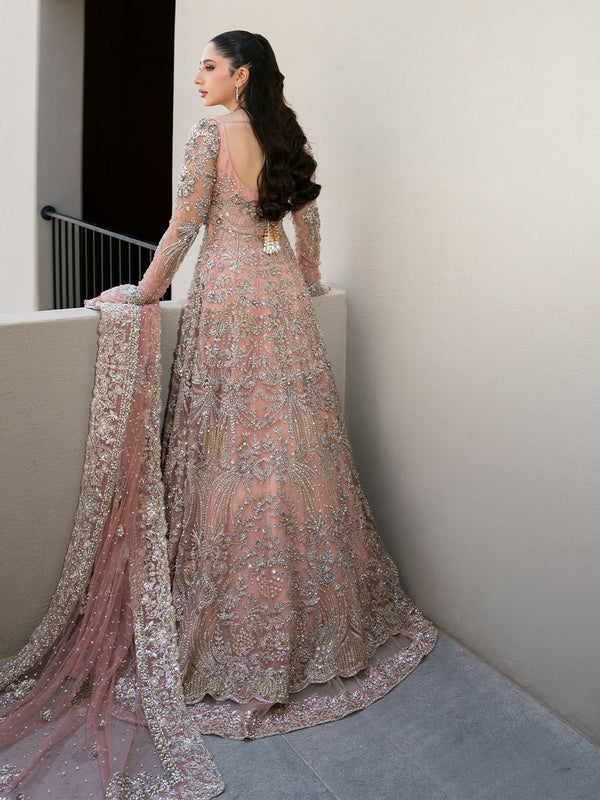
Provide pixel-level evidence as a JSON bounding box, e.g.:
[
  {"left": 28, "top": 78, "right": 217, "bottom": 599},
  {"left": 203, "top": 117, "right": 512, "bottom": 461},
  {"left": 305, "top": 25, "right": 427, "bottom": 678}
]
[
  {"left": 0, "top": 292, "right": 346, "bottom": 658},
  {"left": 172, "top": 1, "right": 600, "bottom": 742}
]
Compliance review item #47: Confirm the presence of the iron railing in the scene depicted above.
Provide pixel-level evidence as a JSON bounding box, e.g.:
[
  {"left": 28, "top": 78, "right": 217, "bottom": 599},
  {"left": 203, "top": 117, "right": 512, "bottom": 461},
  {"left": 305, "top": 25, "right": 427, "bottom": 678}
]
[{"left": 41, "top": 206, "right": 168, "bottom": 309}]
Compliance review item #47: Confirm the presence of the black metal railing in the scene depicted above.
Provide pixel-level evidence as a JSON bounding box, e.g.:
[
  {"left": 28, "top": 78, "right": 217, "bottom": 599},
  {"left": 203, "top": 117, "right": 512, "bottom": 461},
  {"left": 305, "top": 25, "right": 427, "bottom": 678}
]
[{"left": 41, "top": 206, "right": 168, "bottom": 309}]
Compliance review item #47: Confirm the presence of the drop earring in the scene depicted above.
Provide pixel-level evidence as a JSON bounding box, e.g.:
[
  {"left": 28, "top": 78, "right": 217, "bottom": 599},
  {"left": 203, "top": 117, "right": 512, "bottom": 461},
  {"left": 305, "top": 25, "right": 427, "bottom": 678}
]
[{"left": 235, "top": 85, "right": 240, "bottom": 103}]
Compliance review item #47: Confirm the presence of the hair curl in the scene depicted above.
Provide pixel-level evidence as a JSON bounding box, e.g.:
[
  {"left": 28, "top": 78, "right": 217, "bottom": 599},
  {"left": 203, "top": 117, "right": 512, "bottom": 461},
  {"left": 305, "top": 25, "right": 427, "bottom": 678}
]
[{"left": 210, "top": 30, "right": 321, "bottom": 221}]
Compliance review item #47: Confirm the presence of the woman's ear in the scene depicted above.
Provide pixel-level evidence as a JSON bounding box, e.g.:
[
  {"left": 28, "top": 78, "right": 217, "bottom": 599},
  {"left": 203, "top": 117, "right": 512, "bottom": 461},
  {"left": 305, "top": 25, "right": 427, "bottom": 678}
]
[{"left": 236, "top": 65, "right": 250, "bottom": 88}]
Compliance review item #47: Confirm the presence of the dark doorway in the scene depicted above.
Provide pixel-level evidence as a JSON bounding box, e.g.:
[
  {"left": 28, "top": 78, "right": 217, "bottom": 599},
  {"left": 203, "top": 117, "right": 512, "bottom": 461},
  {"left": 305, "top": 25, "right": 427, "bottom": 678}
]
[{"left": 82, "top": 0, "right": 175, "bottom": 260}]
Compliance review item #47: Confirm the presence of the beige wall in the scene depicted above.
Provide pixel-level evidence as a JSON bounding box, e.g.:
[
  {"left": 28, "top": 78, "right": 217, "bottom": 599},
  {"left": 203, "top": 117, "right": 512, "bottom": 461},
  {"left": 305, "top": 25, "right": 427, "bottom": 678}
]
[
  {"left": 0, "top": 293, "right": 346, "bottom": 658},
  {"left": 0, "top": 0, "right": 40, "bottom": 312},
  {"left": 0, "top": 0, "right": 84, "bottom": 312},
  {"left": 172, "top": 1, "right": 600, "bottom": 742}
]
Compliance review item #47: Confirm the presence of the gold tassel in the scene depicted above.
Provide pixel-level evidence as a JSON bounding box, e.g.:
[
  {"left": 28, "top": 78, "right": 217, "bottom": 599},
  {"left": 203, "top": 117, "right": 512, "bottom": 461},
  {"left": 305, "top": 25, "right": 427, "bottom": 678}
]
[{"left": 264, "top": 221, "right": 281, "bottom": 254}]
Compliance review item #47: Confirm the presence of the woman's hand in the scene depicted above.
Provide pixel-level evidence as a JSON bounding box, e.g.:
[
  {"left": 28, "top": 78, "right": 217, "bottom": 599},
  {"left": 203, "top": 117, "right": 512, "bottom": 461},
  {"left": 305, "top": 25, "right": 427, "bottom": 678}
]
[
  {"left": 306, "top": 280, "right": 331, "bottom": 297},
  {"left": 84, "top": 285, "right": 138, "bottom": 310}
]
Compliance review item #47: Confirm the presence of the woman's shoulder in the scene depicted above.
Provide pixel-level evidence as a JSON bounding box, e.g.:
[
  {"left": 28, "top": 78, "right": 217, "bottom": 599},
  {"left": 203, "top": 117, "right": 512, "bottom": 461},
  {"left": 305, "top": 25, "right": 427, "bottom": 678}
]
[
  {"left": 190, "top": 116, "right": 220, "bottom": 135},
  {"left": 185, "top": 117, "right": 220, "bottom": 155}
]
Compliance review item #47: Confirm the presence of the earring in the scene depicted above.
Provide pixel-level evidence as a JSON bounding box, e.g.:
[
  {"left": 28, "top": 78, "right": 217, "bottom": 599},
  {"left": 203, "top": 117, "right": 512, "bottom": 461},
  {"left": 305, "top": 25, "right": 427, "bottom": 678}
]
[{"left": 235, "top": 85, "right": 240, "bottom": 103}]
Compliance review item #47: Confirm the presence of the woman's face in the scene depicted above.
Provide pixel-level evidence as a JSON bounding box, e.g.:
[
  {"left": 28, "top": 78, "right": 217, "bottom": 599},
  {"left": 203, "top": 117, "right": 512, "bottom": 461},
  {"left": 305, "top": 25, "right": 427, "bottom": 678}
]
[{"left": 194, "top": 42, "right": 240, "bottom": 111}]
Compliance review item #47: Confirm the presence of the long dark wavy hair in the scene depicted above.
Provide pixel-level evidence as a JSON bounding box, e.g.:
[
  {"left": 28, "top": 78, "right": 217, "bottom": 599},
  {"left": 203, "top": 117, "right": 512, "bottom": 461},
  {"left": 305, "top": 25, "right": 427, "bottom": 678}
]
[{"left": 210, "top": 30, "right": 321, "bottom": 221}]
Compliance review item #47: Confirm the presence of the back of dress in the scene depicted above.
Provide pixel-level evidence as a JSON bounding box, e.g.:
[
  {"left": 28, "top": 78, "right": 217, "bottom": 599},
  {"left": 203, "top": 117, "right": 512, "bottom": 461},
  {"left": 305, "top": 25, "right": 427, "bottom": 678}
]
[
  {"left": 159, "top": 118, "right": 436, "bottom": 735},
  {"left": 104, "top": 116, "right": 327, "bottom": 307}
]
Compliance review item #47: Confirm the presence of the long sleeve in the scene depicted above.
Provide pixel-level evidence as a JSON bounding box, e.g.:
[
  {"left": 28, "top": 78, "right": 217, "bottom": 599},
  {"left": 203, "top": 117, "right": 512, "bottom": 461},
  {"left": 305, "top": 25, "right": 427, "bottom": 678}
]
[
  {"left": 291, "top": 198, "right": 328, "bottom": 297},
  {"left": 87, "top": 118, "right": 219, "bottom": 307}
]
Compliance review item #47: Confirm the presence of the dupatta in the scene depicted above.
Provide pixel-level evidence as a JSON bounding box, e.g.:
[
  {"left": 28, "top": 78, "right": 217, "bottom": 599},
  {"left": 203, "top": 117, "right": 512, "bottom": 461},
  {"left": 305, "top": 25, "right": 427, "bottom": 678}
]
[{"left": 0, "top": 304, "right": 223, "bottom": 799}]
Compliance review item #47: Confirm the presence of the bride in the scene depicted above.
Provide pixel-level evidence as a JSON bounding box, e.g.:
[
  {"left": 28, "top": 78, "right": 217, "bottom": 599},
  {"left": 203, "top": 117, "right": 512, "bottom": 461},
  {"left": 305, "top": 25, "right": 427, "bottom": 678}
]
[{"left": 0, "top": 30, "right": 435, "bottom": 799}]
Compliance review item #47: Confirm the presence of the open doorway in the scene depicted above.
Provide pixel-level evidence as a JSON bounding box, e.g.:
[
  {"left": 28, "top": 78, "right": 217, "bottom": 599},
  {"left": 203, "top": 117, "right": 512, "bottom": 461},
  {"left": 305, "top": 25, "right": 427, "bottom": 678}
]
[{"left": 82, "top": 0, "right": 176, "bottom": 249}]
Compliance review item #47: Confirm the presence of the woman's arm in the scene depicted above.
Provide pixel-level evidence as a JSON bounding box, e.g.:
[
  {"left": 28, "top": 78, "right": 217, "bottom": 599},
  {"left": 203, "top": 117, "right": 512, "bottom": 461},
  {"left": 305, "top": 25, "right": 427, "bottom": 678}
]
[
  {"left": 85, "top": 118, "right": 219, "bottom": 307},
  {"left": 291, "top": 197, "right": 329, "bottom": 297}
]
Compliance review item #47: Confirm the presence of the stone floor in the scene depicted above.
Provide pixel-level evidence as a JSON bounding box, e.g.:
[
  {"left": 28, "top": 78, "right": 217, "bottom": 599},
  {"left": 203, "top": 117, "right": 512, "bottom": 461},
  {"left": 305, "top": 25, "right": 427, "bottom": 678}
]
[{"left": 203, "top": 632, "right": 600, "bottom": 800}]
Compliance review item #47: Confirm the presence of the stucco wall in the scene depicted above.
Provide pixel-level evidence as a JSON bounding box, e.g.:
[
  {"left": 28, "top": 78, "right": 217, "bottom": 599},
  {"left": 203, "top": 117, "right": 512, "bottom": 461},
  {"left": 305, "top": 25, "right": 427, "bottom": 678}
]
[{"left": 172, "top": 1, "right": 600, "bottom": 742}]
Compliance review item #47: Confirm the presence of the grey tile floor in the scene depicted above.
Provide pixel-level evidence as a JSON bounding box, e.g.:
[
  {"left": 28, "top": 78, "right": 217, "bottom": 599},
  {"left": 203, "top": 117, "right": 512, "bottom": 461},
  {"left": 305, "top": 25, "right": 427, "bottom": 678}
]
[{"left": 203, "top": 633, "right": 600, "bottom": 800}]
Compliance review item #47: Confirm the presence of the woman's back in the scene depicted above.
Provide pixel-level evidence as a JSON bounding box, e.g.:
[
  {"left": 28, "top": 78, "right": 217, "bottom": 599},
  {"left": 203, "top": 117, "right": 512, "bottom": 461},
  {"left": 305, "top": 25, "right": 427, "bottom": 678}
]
[
  {"left": 219, "top": 117, "right": 264, "bottom": 191},
  {"left": 194, "top": 116, "right": 314, "bottom": 303}
]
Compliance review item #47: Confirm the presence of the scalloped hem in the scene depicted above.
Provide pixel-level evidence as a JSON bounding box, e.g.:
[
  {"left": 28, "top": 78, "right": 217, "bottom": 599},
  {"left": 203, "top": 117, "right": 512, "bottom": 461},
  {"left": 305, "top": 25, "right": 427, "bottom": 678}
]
[{"left": 185, "top": 607, "right": 437, "bottom": 740}]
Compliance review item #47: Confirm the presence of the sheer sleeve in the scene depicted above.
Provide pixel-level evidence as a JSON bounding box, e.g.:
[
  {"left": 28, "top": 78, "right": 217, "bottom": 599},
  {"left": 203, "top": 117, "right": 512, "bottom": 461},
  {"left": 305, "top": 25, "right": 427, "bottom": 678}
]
[
  {"left": 291, "top": 198, "right": 329, "bottom": 297},
  {"left": 86, "top": 118, "right": 219, "bottom": 307}
]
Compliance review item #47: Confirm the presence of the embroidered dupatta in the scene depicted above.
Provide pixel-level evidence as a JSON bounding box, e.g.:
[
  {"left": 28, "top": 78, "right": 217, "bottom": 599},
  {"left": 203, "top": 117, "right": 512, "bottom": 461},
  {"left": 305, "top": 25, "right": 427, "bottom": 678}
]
[{"left": 0, "top": 304, "right": 223, "bottom": 800}]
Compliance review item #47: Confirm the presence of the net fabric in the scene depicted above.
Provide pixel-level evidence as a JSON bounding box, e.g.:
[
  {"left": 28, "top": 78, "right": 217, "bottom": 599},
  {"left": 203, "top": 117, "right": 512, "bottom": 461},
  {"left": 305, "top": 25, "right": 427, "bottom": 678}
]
[{"left": 0, "top": 304, "right": 223, "bottom": 800}]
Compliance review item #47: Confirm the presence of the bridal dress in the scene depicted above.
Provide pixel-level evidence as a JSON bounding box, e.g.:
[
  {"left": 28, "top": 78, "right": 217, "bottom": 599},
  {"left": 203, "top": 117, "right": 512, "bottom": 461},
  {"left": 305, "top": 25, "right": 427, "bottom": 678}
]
[{"left": 0, "top": 117, "right": 436, "bottom": 798}]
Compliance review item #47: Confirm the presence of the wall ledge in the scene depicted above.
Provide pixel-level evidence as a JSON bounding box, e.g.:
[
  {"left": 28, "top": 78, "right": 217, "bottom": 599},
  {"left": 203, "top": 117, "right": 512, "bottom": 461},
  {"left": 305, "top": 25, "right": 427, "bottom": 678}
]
[{"left": 0, "top": 291, "right": 346, "bottom": 657}]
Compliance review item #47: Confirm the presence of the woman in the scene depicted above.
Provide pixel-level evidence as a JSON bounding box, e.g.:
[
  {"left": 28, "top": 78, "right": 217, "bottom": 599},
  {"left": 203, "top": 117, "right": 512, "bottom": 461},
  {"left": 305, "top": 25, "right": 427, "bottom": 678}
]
[{"left": 0, "top": 31, "right": 435, "bottom": 798}]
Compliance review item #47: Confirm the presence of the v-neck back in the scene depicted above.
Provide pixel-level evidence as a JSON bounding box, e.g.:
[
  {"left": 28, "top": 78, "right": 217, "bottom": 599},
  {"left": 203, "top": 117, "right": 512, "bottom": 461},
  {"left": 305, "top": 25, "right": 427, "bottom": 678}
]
[{"left": 213, "top": 117, "right": 261, "bottom": 196}]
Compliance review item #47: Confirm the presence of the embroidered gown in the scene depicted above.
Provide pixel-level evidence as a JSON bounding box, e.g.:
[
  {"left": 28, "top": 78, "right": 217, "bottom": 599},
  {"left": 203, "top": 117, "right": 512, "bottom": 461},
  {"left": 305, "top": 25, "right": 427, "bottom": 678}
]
[
  {"left": 0, "top": 115, "right": 435, "bottom": 798},
  {"left": 113, "top": 115, "right": 436, "bottom": 735}
]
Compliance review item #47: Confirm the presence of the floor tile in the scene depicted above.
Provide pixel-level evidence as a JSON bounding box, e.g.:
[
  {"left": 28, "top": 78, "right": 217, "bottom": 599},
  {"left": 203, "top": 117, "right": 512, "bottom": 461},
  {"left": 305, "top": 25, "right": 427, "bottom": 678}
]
[
  {"left": 284, "top": 710, "right": 452, "bottom": 800},
  {"left": 360, "top": 634, "right": 600, "bottom": 800},
  {"left": 198, "top": 633, "right": 600, "bottom": 800},
  {"left": 203, "top": 732, "right": 337, "bottom": 800}
]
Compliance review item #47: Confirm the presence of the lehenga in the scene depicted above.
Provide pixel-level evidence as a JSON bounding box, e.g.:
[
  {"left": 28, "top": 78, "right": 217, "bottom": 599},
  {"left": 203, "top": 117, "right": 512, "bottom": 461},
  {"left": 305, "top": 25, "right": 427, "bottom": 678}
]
[{"left": 0, "top": 117, "right": 436, "bottom": 798}]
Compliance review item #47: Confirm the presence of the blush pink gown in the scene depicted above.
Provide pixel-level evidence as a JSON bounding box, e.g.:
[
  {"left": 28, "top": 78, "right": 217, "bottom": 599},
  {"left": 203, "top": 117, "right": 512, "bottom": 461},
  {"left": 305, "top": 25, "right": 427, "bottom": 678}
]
[{"left": 0, "top": 117, "right": 436, "bottom": 798}]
